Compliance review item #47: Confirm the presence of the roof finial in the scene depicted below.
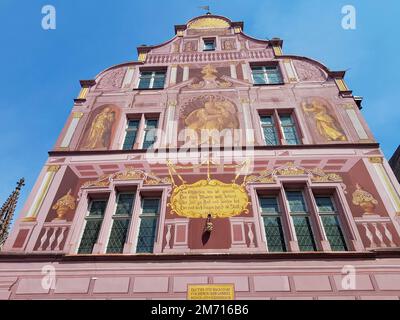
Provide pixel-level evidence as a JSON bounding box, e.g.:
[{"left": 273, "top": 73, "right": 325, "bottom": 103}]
[
  {"left": 198, "top": 5, "right": 211, "bottom": 15},
  {"left": 0, "top": 178, "right": 25, "bottom": 249}
]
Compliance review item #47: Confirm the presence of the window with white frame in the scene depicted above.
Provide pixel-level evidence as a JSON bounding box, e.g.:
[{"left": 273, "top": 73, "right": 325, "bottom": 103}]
[
  {"left": 279, "top": 114, "right": 299, "bottom": 145},
  {"left": 78, "top": 199, "right": 108, "bottom": 254},
  {"left": 122, "top": 116, "right": 159, "bottom": 150},
  {"left": 259, "top": 112, "right": 300, "bottom": 146},
  {"left": 136, "top": 198, "right": 161, "bottom": 253},
  {"left": 142, "top": 119, "right": 159, "bottom": 149},
  {"left": 258, "top": 195, "right": 286, "bottom": 252},
  {"left": 138, "top": 71, "right": 166, "bottom": 89},
  {"left": 106, "top": 192, "right": 136, "bottom": 254},
  {"left": 122, "top": 119, "right": 140, "bottom": 150},
  {"left": 315, "top": 196, "right": 347, "bottom": 251},
  {"left": 251, "top": 65, "right": 283, "bottom": 85}
]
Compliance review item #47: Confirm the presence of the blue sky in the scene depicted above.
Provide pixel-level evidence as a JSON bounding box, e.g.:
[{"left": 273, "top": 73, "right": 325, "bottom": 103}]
[{"left": 0, "top": 0, "right": 399, "bottom": 220}]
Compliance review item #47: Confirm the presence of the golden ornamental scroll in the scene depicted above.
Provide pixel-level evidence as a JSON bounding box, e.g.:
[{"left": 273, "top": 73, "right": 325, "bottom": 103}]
[{"left": 169, "top": 179, "right": 250, "bottom": 219}]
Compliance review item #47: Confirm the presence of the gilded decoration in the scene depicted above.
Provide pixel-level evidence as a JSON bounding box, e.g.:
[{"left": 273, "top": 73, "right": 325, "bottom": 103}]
[
  {"left": 46, "top": 165, "right": 60, "bottom": 172},
  {"left": 368, "top": 157, "right": 383, "bottom": 164},
  {"left": 352, "top": 184, "right": 379, "bottom": 215},
  {"left": 187, "top": 17, "right": 230, "bottom": 30},
  {"left": 83, "top": 106, "right": 117, "bottom": 150},
  {"left": 244, "top": 163, "right": 343, "bottom": 184},
  {"left": 302, "top": 97, "right": 347, "bottom": 142},
  {"left": 138, "top": 52, "right": 147, "bottom": 62},
  {"left": 167, "top": 160, "right": 250, "bottom": 219},
  {"left": 52, "top": 189, "right": 76, "bottom": 220},
  {"left": 188, "top": 64, "right": 232, "bottom": 89},
  {"left": 182, "top": 95, "right": 239, "bottom": 145},
  {"left": 167, "top": 160, "right": 343, "bottom": 219},
  {"left": 169, "top": 179, "right": 249, "bottom": 219},
  {"left": 82, "top": 169, "right": 171, "bottom": 189}
]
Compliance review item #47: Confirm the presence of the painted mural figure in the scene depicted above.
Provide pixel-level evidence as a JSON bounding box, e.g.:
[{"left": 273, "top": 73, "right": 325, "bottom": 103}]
[
  {"left": 223, "top": 39, "right": 234, "bottom": 50},
  {"left": 185, "top": 97, "right": 239, "bottom": 144},
  {"left": 84, "top": 107, "right": 116, "bottom": 149},
  {"left": 302, "top": 99, "right": 347, "bottom": 141}
]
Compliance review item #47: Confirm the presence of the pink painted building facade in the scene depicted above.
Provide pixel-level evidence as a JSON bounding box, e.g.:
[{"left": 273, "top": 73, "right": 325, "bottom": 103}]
[{"left": 1, "top": 14, "right": 400, "bottom": 300}]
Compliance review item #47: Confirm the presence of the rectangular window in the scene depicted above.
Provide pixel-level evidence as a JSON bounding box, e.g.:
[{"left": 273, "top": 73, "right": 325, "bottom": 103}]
[
  {"left": 203, "top": 39, "right": 216, "bottom": 51},
  {"left": 251, "top": 65, "right": 283, "bottom": 85},
  {"left": 259, "top": 112, "right": 300, "bottom": 146},
  {"left": 260, "top": 116, "right": 279, "bottom": 146},
  {"left": 259, "top": 196, "right": 286, "bottom": 252},
  {"left": 138, "top": 71, "right": 166, "bottom": 89},
  {"left": 106, "top": 193, "right": 136, "bottom": 254},
  {"left": 78, "top": 199, "right": 108, "bottom": 254},
  {"left": 315, "top": 196, "right": 347, "bottom": 251},
  {"left": 279, "top": 114, "right": 299, "bottom": 145},
  {"left": 142, "top": 119, "right": 158, "bottom": 149},
  {"left": 122, "top": 120, "right": 140, "bottom": 150},
  {"left": 286, "top": 191, "right": 316, "bottom": 252},
  {"left": 136, "top": 198, "right": 160, "bottom": 253}
]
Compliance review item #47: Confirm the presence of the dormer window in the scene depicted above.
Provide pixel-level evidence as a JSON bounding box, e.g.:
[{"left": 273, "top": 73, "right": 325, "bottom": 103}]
[{"left": 203, "top": 38, "right": 216, "bottom": 51}]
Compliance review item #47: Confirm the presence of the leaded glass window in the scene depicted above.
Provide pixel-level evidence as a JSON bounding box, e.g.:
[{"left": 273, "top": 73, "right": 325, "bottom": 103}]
[
  {"left": 280, "top": 115, "right": 299, "bottom": 145},
  {"left": 259, "top": 196, "right": 286, "bottom": 252},
  {"left": 106, "top": 193, "right": 136, "bottom": 254},
  {"left": 138, "top": 71, "right": 166, "bottom": 89},
  {"left": 136, "top": 198, "right": 160, "bottom": 253},
  {"left": 292, "top": 216, "right": 316, "bottom": 251},
  {"left": 142, "top": 119, "right": 158, "bottom": 149},
  {"left": 251, "top": 66, "right": 283, "bottom": 85},
  {"left": 286, "top": 191, "right": 307, "bottom": 213},
  {"left": 260, "top": 116, "right": 279, "bottom": 146},
  {"left": 316, "top": 196, "right": 347, "bottom": 251},
  {"left": 78, "top": 199, "right": 108, "bottom": 254},
  {"left": 286, "top": 191, "right": 316, "bottom": 251},
  {"left": 122, "top": 120, "right": 140, "bottom": 150}
]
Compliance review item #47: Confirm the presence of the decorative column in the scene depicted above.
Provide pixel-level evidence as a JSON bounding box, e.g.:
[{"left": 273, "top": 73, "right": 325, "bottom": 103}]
[
  {"left": 241, "top": 63, "right": 249, "bottom": 81},
  {"left": 230, "top": 64, "right": 237, "bottom": 79},
  {"left": 22, "top": 165, "right": 60, "bottom": 222},
  {"left": 240, "top": 98, "right": 254, "bottom": 146},
  {"left": 182, "top": 65, "right": 190, "bottom": 81},
  {"left": 59, "top": 112, "right": 84, "bottom": 149},
  {"left": 122, "top": 66, "right": 136, "bottom": 89},
  {"left": 169, "top": 65, "right": 178, "bottom": 85},
  {"left": 282, "top": 59, "right": 298, "bottom": 83},
  {"left": 24, "top": 165, "right": 66, "bottom": 252},
  {"left": 342, "top": 104, "right": 369, "bottom": 140},
  {"left": 162, "top": 100, "right": 177, "bottom": 148},
  {"left": 368, "top": 157, "right": 400, "bottom": 220}
]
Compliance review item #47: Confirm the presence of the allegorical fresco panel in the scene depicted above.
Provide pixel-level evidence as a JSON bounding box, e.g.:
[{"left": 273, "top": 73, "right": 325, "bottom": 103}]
[
  {"left": 301, "top": 97, "right": 347, "bottom": 143},
  {"left": 80, "top": 104, "right": 120, "bottom": 150},
  {"left": 179, "top": 95, "right": 240, "bottom": 145}
]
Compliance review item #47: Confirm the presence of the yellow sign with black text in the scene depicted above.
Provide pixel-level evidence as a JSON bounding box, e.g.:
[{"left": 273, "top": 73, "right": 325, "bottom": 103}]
[{"left": 187, "top": 284, "right": 235, "bottom": 300}]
